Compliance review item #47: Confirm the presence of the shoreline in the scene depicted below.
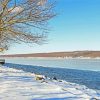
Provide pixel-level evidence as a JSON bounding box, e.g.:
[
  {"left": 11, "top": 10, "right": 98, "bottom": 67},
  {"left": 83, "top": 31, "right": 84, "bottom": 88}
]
[
  {"left": 0, "top": 65, "right": 100, "bottom": 99},
  {"left": 4, "top": 63, "right": 100, "bottom": 91},
  {"left": 1, "top": 56, "right": 100, "bottom": 60}
]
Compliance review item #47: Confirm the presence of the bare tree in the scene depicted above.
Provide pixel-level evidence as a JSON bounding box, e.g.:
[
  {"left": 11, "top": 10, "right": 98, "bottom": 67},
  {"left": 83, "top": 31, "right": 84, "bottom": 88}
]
[{"left": 0, "top": 0, "right": 56, "bottom": 51}]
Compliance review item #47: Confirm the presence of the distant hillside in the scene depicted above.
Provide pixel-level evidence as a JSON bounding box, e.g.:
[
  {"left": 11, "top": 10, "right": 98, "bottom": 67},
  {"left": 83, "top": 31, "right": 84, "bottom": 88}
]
[{"left": 1, "top": 51, "right": 100, "bottom": 58}]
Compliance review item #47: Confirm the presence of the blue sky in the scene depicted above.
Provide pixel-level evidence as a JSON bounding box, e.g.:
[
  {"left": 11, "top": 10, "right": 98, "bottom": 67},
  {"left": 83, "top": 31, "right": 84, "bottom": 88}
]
[{"left": 5, "top": 0, "right": 100, "bottom": 54}]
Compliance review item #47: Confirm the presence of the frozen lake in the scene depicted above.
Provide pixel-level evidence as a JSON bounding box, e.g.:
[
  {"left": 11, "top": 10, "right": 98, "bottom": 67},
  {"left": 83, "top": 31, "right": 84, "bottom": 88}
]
[
  {"left": 3, "top": 58, "right": 100, "bottom": 91},
  {"left": 5, "top": 58, "right": 100, "bottom": 71}
]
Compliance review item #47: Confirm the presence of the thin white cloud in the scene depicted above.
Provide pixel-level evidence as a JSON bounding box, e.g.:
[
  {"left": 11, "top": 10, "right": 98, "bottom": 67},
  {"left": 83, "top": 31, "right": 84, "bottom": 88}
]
[
  {"left": 37, "top": 0, "right": 47, "bottom": 6},
  {"left": 8, "top": 6, "right": 23, "bottom": 13}
]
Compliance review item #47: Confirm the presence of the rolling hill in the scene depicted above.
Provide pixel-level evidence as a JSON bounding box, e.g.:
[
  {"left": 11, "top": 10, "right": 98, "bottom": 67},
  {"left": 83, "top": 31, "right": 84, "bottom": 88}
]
[{"left": 0, "top": 51, "right": 100, "bottom": 58}]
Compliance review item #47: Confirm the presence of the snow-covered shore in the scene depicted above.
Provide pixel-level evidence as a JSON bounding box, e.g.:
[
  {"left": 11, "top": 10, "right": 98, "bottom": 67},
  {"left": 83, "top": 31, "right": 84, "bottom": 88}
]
[
  {"left": 1, "top": 56, "right": 100, "bottom": 60},
  {"left": 0, "top": 66, "right": 100, "bottom": 100}
]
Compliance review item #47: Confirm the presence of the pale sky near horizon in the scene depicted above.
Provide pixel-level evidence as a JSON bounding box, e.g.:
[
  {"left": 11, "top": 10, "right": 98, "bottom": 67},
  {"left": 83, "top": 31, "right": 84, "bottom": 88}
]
[{"left": 3, "top": 0, "right": 100, "bottom": 54}]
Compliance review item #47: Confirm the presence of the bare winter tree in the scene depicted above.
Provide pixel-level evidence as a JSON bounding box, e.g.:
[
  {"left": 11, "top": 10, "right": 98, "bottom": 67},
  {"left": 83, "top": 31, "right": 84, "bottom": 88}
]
[{"left": 0, "top": 0, "right": 56, "bottom": 51}]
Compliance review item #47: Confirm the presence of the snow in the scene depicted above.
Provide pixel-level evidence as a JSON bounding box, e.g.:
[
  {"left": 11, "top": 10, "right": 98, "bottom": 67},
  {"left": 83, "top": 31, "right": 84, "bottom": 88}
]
[{"left": 0, "top": 66, "right": 100, "bottom": 100}]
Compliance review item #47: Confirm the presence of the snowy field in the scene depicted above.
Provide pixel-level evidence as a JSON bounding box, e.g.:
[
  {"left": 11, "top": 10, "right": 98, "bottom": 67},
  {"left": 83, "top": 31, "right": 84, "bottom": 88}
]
[{"left": 0, "top": 66, "right": 100, "bottom": 100}]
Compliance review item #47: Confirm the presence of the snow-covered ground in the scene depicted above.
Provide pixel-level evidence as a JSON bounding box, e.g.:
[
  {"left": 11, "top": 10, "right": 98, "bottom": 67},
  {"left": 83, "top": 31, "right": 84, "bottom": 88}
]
[{"left": 0, "top": 66, "right": 100, "bottom": 100}]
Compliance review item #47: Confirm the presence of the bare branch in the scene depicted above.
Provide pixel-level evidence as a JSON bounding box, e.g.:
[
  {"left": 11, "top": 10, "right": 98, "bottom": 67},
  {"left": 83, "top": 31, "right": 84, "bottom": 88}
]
[{"left": 0, "top": 0, "right": 56, "bottom": 51}]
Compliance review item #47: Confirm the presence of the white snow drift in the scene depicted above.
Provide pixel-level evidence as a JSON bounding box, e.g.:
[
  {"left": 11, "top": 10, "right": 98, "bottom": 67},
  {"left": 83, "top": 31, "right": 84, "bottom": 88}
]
[{"left": 0, "top": 66, "right": 100, "bottom": 100}]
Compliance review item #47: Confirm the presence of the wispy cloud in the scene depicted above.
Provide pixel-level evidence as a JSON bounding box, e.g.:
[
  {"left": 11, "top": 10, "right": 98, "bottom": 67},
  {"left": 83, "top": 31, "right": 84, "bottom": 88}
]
[
  {"left": 8, "top": 6, "right": 23, "bottom": 13},
  {"left": 37, "top": 0, "right": 47, "bottom": 6}
]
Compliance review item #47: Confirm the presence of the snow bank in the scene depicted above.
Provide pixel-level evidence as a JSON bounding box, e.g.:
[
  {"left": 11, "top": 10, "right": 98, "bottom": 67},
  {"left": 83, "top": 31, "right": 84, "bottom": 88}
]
[{"left": 0, "top": 66, "right": 100, "bottom": 100}]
